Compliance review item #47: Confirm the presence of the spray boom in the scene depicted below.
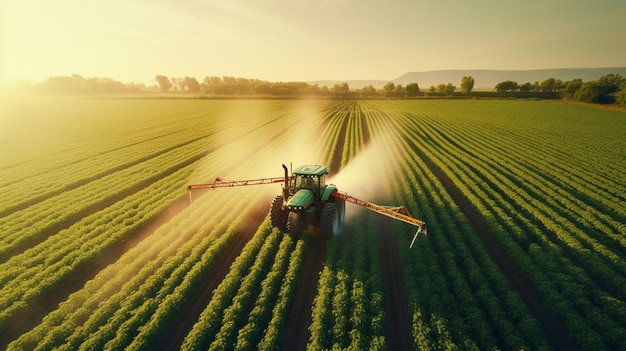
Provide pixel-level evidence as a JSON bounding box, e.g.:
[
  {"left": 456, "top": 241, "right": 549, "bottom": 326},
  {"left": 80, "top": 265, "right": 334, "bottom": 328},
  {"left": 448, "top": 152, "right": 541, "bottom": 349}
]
[{"left": 186, "top": 164, "right": 427, "bottom": 248}]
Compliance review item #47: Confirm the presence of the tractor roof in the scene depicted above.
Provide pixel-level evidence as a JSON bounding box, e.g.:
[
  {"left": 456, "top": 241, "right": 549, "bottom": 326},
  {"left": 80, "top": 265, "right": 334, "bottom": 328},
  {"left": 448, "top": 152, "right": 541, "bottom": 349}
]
[{"left": 293, "top": 164, "right": 328, "bottom": 176}]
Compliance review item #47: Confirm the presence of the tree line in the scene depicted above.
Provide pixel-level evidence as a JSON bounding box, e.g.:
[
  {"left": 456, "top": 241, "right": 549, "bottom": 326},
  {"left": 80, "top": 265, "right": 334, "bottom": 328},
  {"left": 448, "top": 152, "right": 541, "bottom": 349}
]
[
  {"left": 494, "top": 74, "right": 626, "bottom": 105},
  {"left": 26, "top": 72, "right": 626, "bottom": 106}
]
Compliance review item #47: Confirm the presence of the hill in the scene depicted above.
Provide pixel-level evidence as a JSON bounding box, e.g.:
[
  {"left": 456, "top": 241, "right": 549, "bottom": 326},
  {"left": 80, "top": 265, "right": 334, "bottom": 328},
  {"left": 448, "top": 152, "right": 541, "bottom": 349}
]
[{"left": 310, "top": 67, "right": 626, "bottom": 90}]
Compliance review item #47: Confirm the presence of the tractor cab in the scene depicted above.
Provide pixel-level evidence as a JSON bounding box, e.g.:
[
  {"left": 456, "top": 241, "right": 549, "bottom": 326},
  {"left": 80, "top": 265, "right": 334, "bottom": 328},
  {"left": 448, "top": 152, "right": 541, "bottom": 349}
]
[
  {"left": 287, "top": 165, "right": 328, "bottom": 211},
  {"left": 291, "top": 164, "right": 327, "bottom": 199}
]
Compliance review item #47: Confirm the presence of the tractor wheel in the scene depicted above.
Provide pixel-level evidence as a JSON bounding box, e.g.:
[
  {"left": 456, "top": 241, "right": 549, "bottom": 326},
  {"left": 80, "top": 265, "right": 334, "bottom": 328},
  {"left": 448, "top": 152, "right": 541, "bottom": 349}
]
[
  {"left": 320, "top": 202, "right": 340, "bottom": 239},
  {"left": 270, "top": 195, "right": 288, "bottom": 232},
  {"left": 287, "top": 211, "right": 305, "bottom": 235}
]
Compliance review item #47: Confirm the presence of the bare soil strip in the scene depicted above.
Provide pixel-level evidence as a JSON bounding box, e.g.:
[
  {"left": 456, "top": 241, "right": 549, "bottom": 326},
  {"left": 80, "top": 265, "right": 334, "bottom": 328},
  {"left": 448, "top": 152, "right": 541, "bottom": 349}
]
[
  {"left": 281, "top": 239, "right": 326, "bottom": 351},
  {"left": 413, "top": 147, "right": 576, "bottom": 350},
  {"left": 379, "top": 218, "right": 412, "bottom": 351}
]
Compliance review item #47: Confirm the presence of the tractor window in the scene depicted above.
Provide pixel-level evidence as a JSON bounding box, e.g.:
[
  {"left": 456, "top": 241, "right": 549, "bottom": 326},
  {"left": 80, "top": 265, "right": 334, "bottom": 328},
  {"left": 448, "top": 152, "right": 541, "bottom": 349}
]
[{"left": 295, "top": 175, "right": 319, "bottom": 192}]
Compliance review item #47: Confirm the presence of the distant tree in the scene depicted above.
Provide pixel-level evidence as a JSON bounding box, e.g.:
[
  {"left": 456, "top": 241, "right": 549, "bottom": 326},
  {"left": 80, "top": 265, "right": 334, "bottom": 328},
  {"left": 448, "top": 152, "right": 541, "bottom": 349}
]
[
  {"left": 460, "top": 76, "right": 475, "bottom": 96},
  {"left": 532, "top": 81, "right": 541, "bottom": 92},
  {"left": 202, "top": 76, "right": 222, "bottom": 94},
  {"left": 519, "top": 82, "right": 532, "bottom": 93},
  {"left": 170, "top": 77, "right": 182, "bottom": 91},
  {"left": 37, "top": 75, "right": 128, "bottom": 94},
  {"left": 615, "top": 84, "right": 626, "bottom": 105},
  {"left": 435, "top": 83, "right": 447, "bottom": 95},
  {"left": 236, "top": 77, "right": 251, "bottom": 95},
  {"left": 394, "top": 84, "right": 406, "bottom": 97},
  {"left": 182, "top": 76, "right": 201, "bottom": 93},
  {"left": 405, "top": 82, "right": 420, "bottom": 97},
  {"left": 436, "top": 83, "right": 455, "bottom": 96},
  {"left": 360, "top": 84, "right": 377, "bottom": 97},
  {"left": 155, "top": 75, "right": 172, "bottom": 92},
  {"left": 271, "top": 83, "right": 297, "bottom": 95},
  {"left": 574, "top": 74, "right": 622, "bottom": 104},
  {"left": 444, "top": 83, "right": 456, "bottom": 96},
  {"left": 302, "top": 83, "right": 323, "bottom": 96},
  {"left": 539, "top": 78, "right": 564, "bottom": 92},
  {"left": 495, "top": 80, "right": 519, "bottom": 93},
  {"left": 540, "top": 78, "right": 556, "bottom": 92},
  {"left": 383, "top": 82, "right": 396, "bottom": 95},
  {"left": 254, "top": 81, "right": 272, "bottom": 95},
  {"left": 561, "top": 79, "right": 583, "bottom": 99},
  {"left": 333, "top": 82, "right": 349, "bottom": 94}
]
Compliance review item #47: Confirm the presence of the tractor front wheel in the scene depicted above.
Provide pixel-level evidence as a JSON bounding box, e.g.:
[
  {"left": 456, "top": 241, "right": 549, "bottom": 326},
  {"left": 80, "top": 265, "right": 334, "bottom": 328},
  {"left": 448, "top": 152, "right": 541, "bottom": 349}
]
[
  {"left": 287, "top": 211, "right": 305, "bottom": 235},
  {"left": 320, "top": 202, "right": 341, "bottom": 239},
  {"left": 270, "top": 195, "right": 288, "bottom": 232}
]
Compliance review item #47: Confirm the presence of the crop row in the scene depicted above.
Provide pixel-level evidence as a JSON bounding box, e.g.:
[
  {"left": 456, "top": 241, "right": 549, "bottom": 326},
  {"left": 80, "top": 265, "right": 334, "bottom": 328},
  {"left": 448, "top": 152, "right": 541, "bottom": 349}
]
[
  {"left": 380, "top": 100, "right": 626, "bottom": 350},
  {"left": 0, "top": 163, "right": 193, "bottom": 332},
  {"left": 2, "top": 99, "right": 338, "bottom": 348},
  {"left": 305, "top": 100, "right": 389, "bottom": 350},
  {"left": 308, "top": 215, "right": 387, "bottom": 350},
  {"left": 361, "top": 100, "right": 549, "bottom": 349},
  {"left": 179, "top": 100, "right": 355, "bottom": 350},
  {"left": 0, "top": 100, "right": 222, "bottom": 200},
  {"left": 5, "top": 98, "right": 622, "bottom": 350},
  {"left": 8, "top": 186, "right": 255, "bottom": 350},
  {"left": 0, "top": 135, "right": 216, "bottom": 259}
]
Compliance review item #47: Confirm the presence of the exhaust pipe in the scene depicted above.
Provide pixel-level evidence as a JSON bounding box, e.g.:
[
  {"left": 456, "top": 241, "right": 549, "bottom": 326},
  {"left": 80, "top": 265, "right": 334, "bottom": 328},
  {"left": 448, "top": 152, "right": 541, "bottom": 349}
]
[{"left": 282, "top": 164, "right": 290, "bottom": 205}]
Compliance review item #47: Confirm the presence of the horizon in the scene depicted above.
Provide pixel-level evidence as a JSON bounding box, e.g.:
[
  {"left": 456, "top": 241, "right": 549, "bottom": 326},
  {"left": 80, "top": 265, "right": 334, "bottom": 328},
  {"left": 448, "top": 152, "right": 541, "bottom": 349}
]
[{"left": 2, "top": 0, "right": 625, "bottom": 86}]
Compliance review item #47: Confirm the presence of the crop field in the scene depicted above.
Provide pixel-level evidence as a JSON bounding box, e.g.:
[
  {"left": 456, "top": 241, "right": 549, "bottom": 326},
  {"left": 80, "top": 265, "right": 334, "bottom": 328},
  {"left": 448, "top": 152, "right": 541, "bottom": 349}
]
[{"left": 1, "top": 97, "right": 625, "bottom": 350}]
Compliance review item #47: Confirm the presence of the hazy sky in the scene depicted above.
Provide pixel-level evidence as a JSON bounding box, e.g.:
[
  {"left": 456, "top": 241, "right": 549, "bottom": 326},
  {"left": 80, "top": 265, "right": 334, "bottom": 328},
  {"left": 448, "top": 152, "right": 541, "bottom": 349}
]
[{"left": 1, "top": 0, "right": 625, "bottom": 85}]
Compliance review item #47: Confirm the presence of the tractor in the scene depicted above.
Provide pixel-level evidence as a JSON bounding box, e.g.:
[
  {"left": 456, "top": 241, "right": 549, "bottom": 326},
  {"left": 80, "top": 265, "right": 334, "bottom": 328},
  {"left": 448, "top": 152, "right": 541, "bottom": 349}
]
[
  {"left": 269, "top": 164, "right": 344, "bottom": 239},
  {"left": 187, "top": 164, "right": 426, "bottom": 247}
]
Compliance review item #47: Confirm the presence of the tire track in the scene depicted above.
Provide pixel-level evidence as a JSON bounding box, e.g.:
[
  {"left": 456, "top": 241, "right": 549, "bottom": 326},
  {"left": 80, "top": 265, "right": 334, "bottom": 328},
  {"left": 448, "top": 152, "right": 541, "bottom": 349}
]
[
  {"left": 281, "top": 238, "right": 326, "bottom": 351},
  {"left": 378, "top": 218, "right": 412, "bottom": 351}
]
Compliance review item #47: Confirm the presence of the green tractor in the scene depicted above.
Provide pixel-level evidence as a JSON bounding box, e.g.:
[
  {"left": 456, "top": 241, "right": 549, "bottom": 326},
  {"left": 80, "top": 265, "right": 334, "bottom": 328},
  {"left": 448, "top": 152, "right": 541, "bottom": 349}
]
[
  {"left": 188, "top": 163, "right": 426, "bottom": 247},
  {"left": 269, "top": 164, "right": 345, "bottom": 238}
]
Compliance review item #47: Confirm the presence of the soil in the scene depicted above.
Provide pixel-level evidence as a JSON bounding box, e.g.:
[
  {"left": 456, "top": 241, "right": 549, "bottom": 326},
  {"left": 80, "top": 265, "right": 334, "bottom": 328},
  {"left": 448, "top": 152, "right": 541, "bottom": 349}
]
[
  {"left": 379, "top": 218, "right": 413, "bottom": 351},
  {"left": 281, "top": 239, "right": 326, "bottom": 351}
]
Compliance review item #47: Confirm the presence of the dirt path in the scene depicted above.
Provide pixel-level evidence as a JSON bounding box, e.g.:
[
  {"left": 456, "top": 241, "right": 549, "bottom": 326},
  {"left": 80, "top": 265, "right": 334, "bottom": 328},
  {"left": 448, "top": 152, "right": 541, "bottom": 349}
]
[
  {"left": 379, "top": 218, "right": 412, "bottom": 351},
  {"left": 281, "top": 238, "right": 326, "bottom": 351},
  {"left": 413, "top": 147, "right": 576, "bottom": 350}
]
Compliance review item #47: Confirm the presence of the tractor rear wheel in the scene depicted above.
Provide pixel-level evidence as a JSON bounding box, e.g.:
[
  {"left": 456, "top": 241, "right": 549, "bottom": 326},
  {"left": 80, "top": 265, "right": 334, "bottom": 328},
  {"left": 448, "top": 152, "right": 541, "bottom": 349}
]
[
  {"left": 287, "top": 211, "right": 305, "bottom": 235},
  {"left": 270, "top": 195, "right": 288, "bottom": 232},
  {"left": 320, "top": 202, "right": 341, "bottom": 239}
]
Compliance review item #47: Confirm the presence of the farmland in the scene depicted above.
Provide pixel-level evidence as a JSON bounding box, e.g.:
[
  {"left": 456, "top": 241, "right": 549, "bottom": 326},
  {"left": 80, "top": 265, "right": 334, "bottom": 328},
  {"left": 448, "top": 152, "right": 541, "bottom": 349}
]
[{"left": 1, "top": 97, "right": 625, "bottom": 350}]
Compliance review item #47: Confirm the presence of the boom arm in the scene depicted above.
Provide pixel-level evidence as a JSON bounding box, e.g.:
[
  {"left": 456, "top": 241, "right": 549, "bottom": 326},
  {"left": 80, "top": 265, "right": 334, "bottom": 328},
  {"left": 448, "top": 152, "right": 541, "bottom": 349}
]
[
  {"left": 187, "top": 176, "right": 293, "bottom": 202},
  {"left": 331, "top": 190, "right": 427, "bottom": 248}
]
